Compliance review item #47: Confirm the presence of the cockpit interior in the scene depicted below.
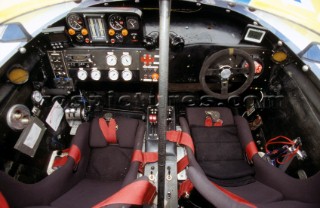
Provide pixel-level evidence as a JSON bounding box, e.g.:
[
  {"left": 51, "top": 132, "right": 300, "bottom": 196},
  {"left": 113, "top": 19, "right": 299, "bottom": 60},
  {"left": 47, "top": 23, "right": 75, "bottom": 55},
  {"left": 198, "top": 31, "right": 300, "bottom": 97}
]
[{"left": 1, "top": 0, "right": 320, "bottom": 207}]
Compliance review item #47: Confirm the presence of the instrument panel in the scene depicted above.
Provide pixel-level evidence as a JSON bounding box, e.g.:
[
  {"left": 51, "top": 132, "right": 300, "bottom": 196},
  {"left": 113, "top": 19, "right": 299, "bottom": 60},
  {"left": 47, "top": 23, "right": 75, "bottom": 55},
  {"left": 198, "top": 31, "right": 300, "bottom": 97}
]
[
  {"left": 65, "top": 7, "right": 143, "bottom": 46},
  {"left": 48, "top": 49, "right": 160, "bottom": 84}
]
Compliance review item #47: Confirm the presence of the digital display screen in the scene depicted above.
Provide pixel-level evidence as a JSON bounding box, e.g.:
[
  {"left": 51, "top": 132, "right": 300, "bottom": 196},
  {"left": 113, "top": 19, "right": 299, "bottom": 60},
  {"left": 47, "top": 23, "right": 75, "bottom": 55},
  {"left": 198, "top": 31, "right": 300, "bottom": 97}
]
[
  {"left": 87, "top": 17, "right": 107, "bottom": 42},
  {"left": 244, "top": 28, "right": 266, "bottom": 43},
  {"left": 49, "top": 33, "right": 67, "bottom": 42}
]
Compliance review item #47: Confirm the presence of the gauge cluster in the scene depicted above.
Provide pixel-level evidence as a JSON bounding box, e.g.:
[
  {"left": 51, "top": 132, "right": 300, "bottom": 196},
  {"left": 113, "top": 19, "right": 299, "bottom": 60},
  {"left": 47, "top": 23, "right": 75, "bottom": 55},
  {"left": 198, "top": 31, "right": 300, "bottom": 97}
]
[
  {"left": 62, "top": 48, "right": 159, "bottom": 83},
  {"left": 65, "top": 8, "right": 142, "bottom": 46}
]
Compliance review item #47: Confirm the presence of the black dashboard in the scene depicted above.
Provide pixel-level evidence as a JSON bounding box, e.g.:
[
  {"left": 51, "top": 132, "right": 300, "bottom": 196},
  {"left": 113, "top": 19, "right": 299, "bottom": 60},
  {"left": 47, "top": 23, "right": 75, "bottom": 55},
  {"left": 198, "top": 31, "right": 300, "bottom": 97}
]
[{"left": 42, "top": 4, "right": 280, "bottom": 96}]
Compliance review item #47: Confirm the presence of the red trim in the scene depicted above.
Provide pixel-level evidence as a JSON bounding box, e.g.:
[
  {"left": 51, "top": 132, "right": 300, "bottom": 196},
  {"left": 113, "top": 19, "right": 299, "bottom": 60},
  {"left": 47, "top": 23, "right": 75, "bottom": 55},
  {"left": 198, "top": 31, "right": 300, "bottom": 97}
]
[
  {"left": 205, "top": 116, "right": 213, "bottom": 127},
  {"left": 166, "top": 131, "right": 195, "bottom": 153},
  {"left": 213, "top": 119, "right": 223, "bottom": 126},
  {"left": 178, "top": 179, "right": 194, "bottom": 198},
  {"left": 177, "top": 155, "right": 189, "bottom": 173},
  {"left": 0, "top": 192, "right": 9, "bottom": 208},
  {"left": 212, "top": 182, "right": 257, "bottom": 208},
  {"left": 52, "top": 145, "right": 81, "bottom": 169},
  {"left": 53, "top": 156, "right": 68, "bottom": 168},
  {"left": 132, "top": 150, "right": 158, "bottom": 173},
  {"left": 99, "top": 118, "right": 117, "bottom": 144},
  {"left": 92, "top": 179, "right": 156, "bottom": 208},
  {"left": 69, "top": 144, "right": 81, "bottom": 165},
  {"left": 246, "top": 141, "right": 258, "bottom": 161},
  {"left": 132, "top": 150, "right": 158, "bottom": 165}
]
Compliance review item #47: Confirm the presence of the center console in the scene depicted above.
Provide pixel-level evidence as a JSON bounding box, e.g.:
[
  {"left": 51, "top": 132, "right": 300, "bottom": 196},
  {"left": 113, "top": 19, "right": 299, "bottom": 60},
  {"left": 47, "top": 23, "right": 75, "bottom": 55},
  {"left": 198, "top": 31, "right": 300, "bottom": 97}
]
[{"left": 144, "top": 106, "right": 178, "bottom": 206}]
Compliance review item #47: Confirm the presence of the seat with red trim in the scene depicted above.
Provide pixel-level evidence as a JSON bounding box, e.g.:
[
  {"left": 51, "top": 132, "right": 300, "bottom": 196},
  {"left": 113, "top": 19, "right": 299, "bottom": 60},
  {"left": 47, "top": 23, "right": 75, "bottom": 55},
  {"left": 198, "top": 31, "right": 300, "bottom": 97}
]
[
  {"left": 0, "top": 115, "right": 154, "bottom": 208},
  {"left": 179, "top": 107, "right": 320, "bottom": 208}
]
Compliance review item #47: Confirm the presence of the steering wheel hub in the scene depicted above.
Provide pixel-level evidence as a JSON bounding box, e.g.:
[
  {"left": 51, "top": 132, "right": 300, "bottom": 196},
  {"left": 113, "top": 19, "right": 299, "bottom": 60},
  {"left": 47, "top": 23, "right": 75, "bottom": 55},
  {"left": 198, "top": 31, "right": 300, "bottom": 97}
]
[
  {"left": 220, "top": 66, "right": 232, "bottom": 79},
  {"left": 199, "top": 48, "right": 255, "bottom": 99}
]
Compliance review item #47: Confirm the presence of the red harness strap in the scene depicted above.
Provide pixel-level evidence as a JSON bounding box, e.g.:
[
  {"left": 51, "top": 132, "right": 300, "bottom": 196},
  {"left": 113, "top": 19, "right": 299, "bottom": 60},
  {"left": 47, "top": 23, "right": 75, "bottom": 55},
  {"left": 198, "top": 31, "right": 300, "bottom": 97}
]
[
  {"left": 132, "top": 150, "right": 158, "bottom": 172},
  {"left": 166, "top": 131, "right": 195, "bottom": 153},
  {"left": 177, "top": 155, "right": 189, "bottom": 174},
  {"left": 92, "top": 179, "right": 156, "bottom": 208},
  {"left": 52, "top": 145, "right": 81, "bottom": 169},
  {"left": 0, "top": 192, "right": 9, "bottom": 208},
  {"left": 99, "top": 118, "right": 117, "bottom": 144},
  {"left": 246, "top": 141, "right": 258, "bottom": 161},
  {"left": 178, "top": 179, "right": 194, "bottom": 198},
  {"left": 212, "top": 182, "right": 257, "bottom": 208}
]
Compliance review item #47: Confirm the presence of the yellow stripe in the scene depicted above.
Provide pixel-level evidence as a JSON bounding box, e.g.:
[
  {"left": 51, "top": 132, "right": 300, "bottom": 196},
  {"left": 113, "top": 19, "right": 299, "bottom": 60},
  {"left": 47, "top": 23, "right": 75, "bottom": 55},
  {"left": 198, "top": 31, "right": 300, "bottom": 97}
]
[
  {"left": 229, "top": 48, "right": 234, "bottom": 55},
  {"left": 250, "top": 0, "right": 320, "bottom": 33},
  {"left": 0, "top": 0, "right": 73, "bottom": 23}
]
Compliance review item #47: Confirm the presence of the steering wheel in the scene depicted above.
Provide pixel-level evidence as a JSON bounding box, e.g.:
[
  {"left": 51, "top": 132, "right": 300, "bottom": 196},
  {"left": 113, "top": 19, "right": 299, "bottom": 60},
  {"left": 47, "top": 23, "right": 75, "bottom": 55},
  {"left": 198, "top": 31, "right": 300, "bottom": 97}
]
[{"left": 199, "top": 48, "right": 255, "bottom": 100}]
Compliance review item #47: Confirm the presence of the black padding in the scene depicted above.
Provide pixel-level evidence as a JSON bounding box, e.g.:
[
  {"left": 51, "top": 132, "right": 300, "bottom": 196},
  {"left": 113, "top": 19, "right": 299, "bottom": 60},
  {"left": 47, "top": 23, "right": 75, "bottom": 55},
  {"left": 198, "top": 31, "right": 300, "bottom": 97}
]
[
  {"left": 90, "top": 117, "right": 108, "bottom": 148},
  {"left": 116, "top": 117, "right": 139, "bottom": 148},
  {"left": 51, "top": 179, "right": 122, "bottom": 208},
  {"left": 186, "top": 107, "right": 234, "bottom": 127},
  {"left": 191, "top": 126, "right": 255, "bottom": 186},
  {"left": 226, "top": 181, "right": 283, "bottom": 204},
  {"left": 86, "top": 146, "right": 132, "bottom": 181},
  {"left": 258, "top": 201, "right": 320, "bottom": 208}
]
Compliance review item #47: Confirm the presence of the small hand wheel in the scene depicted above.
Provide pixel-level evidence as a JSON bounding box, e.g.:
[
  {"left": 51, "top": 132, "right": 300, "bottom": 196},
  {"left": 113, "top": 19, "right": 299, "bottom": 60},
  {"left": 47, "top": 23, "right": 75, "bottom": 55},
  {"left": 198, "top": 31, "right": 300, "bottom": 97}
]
[{"left": 199, "top": 48, "right": 255, "bottom": 99}]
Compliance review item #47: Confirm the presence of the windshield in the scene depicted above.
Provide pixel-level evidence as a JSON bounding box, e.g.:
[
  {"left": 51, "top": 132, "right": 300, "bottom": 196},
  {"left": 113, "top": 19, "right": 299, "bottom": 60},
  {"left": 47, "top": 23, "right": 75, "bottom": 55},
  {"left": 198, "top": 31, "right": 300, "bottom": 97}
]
[
  {"left": 1, "top": 0, "right": 320, "bottom": 68},
  {"left": 2, "top": 0, "right": 320, "bottom": 32}
]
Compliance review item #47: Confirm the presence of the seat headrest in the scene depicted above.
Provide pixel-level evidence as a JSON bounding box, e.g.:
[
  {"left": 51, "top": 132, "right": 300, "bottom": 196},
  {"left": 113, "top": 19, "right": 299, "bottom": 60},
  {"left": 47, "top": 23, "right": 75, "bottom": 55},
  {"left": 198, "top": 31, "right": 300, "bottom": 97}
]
[
  {"left": 186, "top": 107, "right": 234, "bottom": 126},
  {"left": 89, "top": 116, "right": 140, "bottom": 148}
]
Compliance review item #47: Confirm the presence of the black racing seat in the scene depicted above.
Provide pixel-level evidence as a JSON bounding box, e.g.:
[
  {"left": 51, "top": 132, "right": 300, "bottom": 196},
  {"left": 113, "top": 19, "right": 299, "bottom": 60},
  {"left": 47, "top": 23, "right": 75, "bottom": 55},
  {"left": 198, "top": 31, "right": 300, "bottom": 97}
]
[
  {"left": 180, "top": 107, "right": 320, "bottom": 208},
  {"left": 0, "top": 116, "right": 146, "bottom": 208}
]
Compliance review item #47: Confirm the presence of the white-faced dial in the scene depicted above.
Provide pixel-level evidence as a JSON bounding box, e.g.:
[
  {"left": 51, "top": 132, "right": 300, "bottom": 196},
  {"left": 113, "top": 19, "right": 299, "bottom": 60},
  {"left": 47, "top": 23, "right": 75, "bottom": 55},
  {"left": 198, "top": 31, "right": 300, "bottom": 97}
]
[
  {"left": 122, "top": 69, "right": 133, "bottom": 81},
  {"left": 91, "top": 69, "right": 101, "bottom": 81},
  {"left": 108, "top": 69, "right": 119, "bottom": 81},
  {"left": 31, "top": 90, "right": 43, "bottom": 104},
  {"left": 106, "top": 54, "right": 117, "bottom": 66},
  {"left": 77, "top": 69, "right": 88, "bottom": 81},
  {"left": 121, "top": 54, "right": 132, "bottom": 66}
]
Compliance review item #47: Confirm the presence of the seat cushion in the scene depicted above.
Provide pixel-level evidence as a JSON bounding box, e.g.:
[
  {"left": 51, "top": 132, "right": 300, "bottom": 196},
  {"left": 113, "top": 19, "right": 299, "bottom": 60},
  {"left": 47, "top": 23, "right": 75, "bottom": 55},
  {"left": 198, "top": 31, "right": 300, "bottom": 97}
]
[
  {"left": 86, "top": 146, "right": 132, "bottom": 181},
  {"left": 51, "top": 179, "right": 122, "bottom": 208},
  {"left": 191, "top": 125, "right": 255, "bottom": 186},
  {"left": 225, "top": 181, "right": 283, "bottom": 204},
  {"left": 258, "top": 200, "right": 320, "bottom": 208}
]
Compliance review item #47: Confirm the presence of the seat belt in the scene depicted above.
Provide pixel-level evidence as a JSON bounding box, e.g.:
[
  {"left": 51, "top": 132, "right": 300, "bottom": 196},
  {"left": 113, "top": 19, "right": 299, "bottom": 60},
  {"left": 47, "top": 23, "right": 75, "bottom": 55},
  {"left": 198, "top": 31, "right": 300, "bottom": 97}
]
[
  {"left": 92, "top": 178, "right": 156, "bottom": 208},
  {"left": 166, "top": 131, "right": 195, "bottom": 153},
  {"left": 98, "top": 116, "right": 118, "bottom": 144},
  {"left": 131, "top": 150, "right": 159, "bottom": 173}
]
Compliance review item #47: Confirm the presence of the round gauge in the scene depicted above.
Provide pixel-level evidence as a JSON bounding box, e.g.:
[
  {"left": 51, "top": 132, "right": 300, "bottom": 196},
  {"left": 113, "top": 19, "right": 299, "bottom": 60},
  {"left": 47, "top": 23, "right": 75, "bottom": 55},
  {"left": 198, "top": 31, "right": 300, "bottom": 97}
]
[
  {"left": 7, "top": 67, "right": 29, "bottom": 84},
  {"left": 106, "top": 54, "right": 117, "bottom": 66},
  {"left": 108, "top": 69, "right": 119, "bottom": 81},
  {"left": 66, "top": 13, "right": 83, "bottom": 31},
  {"left": 77, "top": 69, "right": 88, "bottom": 81},
  {"left": 126, "top": 17, "right": 139, "bottom": 30},
  {"left": 109, "top": 14, "right": 125, "bottom": 31},
  {"left": 122, "top": 69, "right": 133, "bottom": 81},
  {"left": 121, "top": 54, "right": 132, "bottom": 66},
  {"left": 91, "top": 69, "right": 101, "bottom": 81},
  {"left": 31, "top": 90, "right": 43, "bottom": 104},
  {"left": 242, "top": 60, "right": 263, "bottom": 78},
  {"left": 115, "top": 33, "right": 124, "bottom": 43}
]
